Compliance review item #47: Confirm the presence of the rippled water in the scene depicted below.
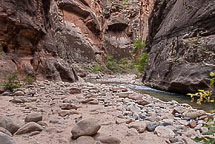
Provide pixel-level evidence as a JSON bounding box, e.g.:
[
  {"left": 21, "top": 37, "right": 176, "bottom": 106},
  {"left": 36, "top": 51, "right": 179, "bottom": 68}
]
[
  {"left": 88, "top": 78, "right": 215, "bottom": 112},
  {"left": 120, "top": 84, "right": 215, "bottom": 112}
]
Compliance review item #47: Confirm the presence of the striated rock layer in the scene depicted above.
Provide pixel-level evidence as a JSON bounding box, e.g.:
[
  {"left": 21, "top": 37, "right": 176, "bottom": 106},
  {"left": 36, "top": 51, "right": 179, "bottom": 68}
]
[
  {"left": 143, "top": 0, "right": 215, "bottom": 93},
  {"left": 0, "top": 0, "right": 153, "bottom": 81}
]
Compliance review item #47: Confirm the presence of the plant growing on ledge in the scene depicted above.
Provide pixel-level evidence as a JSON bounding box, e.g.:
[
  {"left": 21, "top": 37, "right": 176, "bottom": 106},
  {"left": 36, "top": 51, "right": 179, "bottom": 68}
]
[
  {"left": 187, "top": 72, "right": 215, "bottom": 105},
  {"left": 187, "top": 72, "right": 215, "bottom": 144},
  {"left": 1, "top": 72, "right": 22, "bottom": 91},
  {"left": 130, "top": 38, "right": 149, "bottom": 74}
]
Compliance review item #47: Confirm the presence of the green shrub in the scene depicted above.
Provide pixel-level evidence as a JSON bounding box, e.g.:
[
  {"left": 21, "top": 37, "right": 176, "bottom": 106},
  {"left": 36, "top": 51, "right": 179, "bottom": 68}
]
[
  {"left": 135, "top": 52, "right": 149, "bottom": 72},
  {"left": 104, "top": 56, "right": 131, "bottom": 73},
  {"left": 105, "top": 55, "right": 118, "bottom": 72},
  {"left": 23, "top": 75, "right": 35, "bottom": 85},
  {"left": 187, "top": 72, "right": 215, "bottom": 104},
  {"left": 129, "top": 38, "right": 149, "bottom": 74},
  {"left": 194, "top": 119, "right": 215, "bottom": 144},
  {"left": 130, "top": 38, "right": 145, "bottom": 55},
  {"left": 1, "top": 72, "right": 22, "bottom": 91},
  {"left": 187, "top": 72, "right": 215, "bottom": 144},
  {"left": 91, "top": 64, "right": 104, "bottom": 73}
]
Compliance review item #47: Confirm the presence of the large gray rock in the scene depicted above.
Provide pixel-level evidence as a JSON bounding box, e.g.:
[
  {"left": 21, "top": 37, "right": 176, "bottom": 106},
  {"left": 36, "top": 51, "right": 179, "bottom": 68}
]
[
  {"left": 25, "top": 113, "right": 43, "bottom": 123},
  {"left": 0, "top": 116, "right": 20, "bottom": 135},
  {"left": 71, "top": 118, "right": 101, "bottom": 139},
  {"left": 143, "top": 0, "right": 215, "bottom": 93},
  {"left": 0, "top": 132, "right": 17, "bottom": 144},
  {"left": 15, "top": 122, "right": 43, "bottom": 135}
]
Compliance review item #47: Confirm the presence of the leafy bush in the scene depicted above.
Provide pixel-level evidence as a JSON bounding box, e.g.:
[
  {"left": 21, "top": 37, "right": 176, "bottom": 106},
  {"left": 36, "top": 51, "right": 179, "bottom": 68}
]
[
  {"left": 103, "top": 56, "right": 131, "bottom": 73},
  {"left": 135, "top": 52, "right": 149, "bottom": 73},
  {"left": 187, "top": 72, "right": 215, "bottom": 104},
  {"left": 1, "top": 72, "right": 22, "bottom": 91},
  {"left": 23, "top": 75, "right": 35, "bottom": 85},
  {"left": 103, "top": 38, "right": 149, "bottom": 74},
  {"left": 130, "top": 38, "right": 145, "bottom": 55},
  {"left": 105, "top": 55, "right": 118, "bottom": 72},
  {"left": 91, "top": 64, "right": 104, "bottom": 73},
  {"left": 188, "top": 72, "right": 215, "bottom": 144},
  {"left": 130, "top": 38, "right": 149, "bottom": 74}
]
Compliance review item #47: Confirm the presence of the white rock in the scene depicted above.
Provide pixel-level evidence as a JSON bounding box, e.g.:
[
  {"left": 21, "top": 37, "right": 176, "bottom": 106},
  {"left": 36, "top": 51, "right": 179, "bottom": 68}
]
[{"left": 154, "top": 126, "right": 175, "bottom": 138}]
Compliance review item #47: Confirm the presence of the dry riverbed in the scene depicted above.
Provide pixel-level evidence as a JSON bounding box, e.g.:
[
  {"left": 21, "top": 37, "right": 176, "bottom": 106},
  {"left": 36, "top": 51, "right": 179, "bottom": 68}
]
[{"left": 0, "top": 74, "right": 214, "bottom": 144}]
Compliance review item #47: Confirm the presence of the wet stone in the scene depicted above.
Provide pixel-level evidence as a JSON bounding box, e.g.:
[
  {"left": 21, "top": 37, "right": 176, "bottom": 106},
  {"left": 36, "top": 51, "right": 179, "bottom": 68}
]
[
  {"left": 162, "top": 122, "right": 171, "bottom": 126},
  {"left": 146, "top": 122, "right": 160, "bottom": 132},
  {"left": 169, "top": 138, "right": 179, "bottom": 143}
]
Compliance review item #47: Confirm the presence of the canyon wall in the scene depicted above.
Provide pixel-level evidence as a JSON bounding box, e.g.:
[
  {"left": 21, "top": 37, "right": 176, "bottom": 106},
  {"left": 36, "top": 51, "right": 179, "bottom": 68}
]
[
  {"left": 143, "top": 0, "right": 215, "bottom": 93},
  {"left": 0, "top": 0, "right": 153, "bottom": 81}
]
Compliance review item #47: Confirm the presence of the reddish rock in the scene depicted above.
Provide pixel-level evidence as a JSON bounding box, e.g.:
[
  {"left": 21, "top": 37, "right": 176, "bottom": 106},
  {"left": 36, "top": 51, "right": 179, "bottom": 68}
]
[
  {"left": 0, "top": 0, "right": 153, "bottom": 81},
  {"left": 70, "top": 88, "right": 82, "bottom": 94},
  {"left": 189, "top": 120, "right": 197, "bottom": 128},
  {"left": 137, "top": 100, "right": 150, "bottom": 106}
]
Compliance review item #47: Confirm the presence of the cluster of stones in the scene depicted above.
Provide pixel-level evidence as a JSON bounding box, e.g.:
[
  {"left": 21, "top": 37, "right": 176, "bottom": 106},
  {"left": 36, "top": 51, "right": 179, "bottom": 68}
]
[
  {"left": 0, "top": 79, "right": 214, "bottom": 143},
  {"left": 0, "top": 113, "right": 43, "bottom": 144}
]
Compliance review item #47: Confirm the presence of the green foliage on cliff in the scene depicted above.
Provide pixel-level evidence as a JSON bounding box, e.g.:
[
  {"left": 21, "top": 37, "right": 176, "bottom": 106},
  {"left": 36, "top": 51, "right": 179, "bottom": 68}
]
[
  {"left": 130, "top": 38, "right": 149, "bottom": 74},
  {"left": 131, "top": 37, "right": 145, "bottom": 55},
  {"left": 133, "top": 52, "right": 149, "bottom": 73},
  {"left": 102, "top": 38, "right": 149, "bottom": 74},
  {"left": 103, "top": 56, "right": 131, "bottom": 73}
]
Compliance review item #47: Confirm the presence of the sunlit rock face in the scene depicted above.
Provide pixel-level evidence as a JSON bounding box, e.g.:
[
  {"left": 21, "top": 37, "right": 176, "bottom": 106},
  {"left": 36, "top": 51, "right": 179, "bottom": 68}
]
[
  {"left": 0, "top": 0, "right": 153, "bottom": 81},
  {"left": 143, "top": 0, "right": 215, "bottom": 93}
]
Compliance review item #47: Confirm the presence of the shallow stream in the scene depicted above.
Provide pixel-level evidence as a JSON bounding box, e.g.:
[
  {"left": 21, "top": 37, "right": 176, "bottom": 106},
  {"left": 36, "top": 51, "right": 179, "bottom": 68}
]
[
  {"left": 119, "top": 83, "right": 215, "bottom": 112},
  {"left": 90, "top": 78, "right": 215, "bottom": 112}
]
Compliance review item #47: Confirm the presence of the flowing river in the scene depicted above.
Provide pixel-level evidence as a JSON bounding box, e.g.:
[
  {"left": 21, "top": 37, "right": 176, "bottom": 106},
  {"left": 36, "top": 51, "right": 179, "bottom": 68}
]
[{"left": 118, "top": 83, "right": 215, "bottom": 112}]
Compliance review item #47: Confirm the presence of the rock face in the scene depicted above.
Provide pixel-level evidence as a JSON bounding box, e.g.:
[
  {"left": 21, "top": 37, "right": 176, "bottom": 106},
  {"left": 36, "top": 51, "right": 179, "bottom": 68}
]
[
  {"left": 143, "top": 0, "right": 215, "bottom": 93},
  {"left": 0, "top": 0, "right": 78, "bottom": 82},
  {"left": 0, "top": 0, "right": 153, "bottom": 81}
]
